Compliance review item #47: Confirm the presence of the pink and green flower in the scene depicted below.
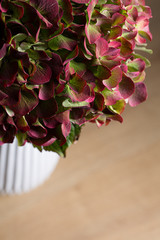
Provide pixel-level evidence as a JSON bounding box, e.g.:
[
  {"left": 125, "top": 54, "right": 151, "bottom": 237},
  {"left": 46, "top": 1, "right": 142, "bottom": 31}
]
[{"left": 0, "top": 0, "right": 152, "bottom": 156}]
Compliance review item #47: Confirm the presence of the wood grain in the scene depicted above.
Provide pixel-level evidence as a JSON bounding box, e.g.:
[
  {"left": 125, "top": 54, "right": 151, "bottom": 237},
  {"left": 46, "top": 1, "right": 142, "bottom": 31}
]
[{"left": 0, "top": 1, "right": 160, "bottom": 239}]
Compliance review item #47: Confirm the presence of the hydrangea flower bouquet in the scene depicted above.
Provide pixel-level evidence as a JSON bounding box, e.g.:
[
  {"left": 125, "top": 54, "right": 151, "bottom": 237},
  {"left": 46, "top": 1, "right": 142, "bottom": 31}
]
[{"left": 0, "top": 0, "right": 152, "bottom": 157}]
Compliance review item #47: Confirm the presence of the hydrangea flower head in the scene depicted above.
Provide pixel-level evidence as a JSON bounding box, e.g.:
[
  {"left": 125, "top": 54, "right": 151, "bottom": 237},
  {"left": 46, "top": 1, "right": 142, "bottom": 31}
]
[{"left": 0, "top": 0, "right": 152, "bottom": 156}]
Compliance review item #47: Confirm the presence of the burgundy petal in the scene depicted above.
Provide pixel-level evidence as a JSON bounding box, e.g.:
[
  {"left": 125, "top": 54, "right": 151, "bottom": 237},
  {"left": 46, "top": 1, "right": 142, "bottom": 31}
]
[
  {"left": 43, "top": 116, "right": 58, "bottom": 129},
  {"left": 10, "top": 86, "right": 38, "bottom": 116},
  {"left": 39, "top": 81, "right": 54, "bottom": 100},
  {"left": 120, "top": 37, "right": 133, "bottom": 57},
  {"left": 48, "top": 53, "right": 63, "bottom": 77},
  {"left": 70, "top": 84, "right": 93, "bottom": 103},
  {"left": 29, "top": 62, "right": 52, "bottom": 84},
  {"left": 25, "top": 110, "right": 38, "bottom": 125},
  {"left": 59, "top": 0, "right": 73, "bottom": 26},
  {"left": 72, "top": 0, "right": 90, "bottom": 3},
  {"left": 20, "top": 1, "right": 41, "bottom": 41},
  {"left": 2, "top": 84, "right": 20, "bottom": 106},
  {"left": 28, "top": 123, "right": 47, "bottom": 139},
  {"left": 7, "top": 21, "right": 30, "bottom": 37},
  {"left": 36, "top": 98, "right": 58, "bottom": 119},
  {"left": 70, "top": 108, "right": 86, "bottom": 120},
  {"left": 63, "top": 45, "right": 79, "bottom": 65},
  {"left": 118, "top": 74, "right": 135, "bottom": 99},
  {"left": 93, "top": 92, "right": 104, "bottom": 111},
  {"left": 1, "top": 117, "right": 17, "bottom": 143},
  {"left": 28, "top": 133, "right": 56, "bottom": 146},
  {"left": 0, "top": 43, "right": 9, "bottom": 59},
  {"left": 55, "top": 111, "right": 71, "bottom": 138},
  {"left": 30, "top": 0, "right": 59, "bottom": 24},
  {"left": 7, "top": 1, "right": 24, "bottom": 19},
  {"left": 0, "top": 89, "right": 8, "bottom": 105},
  {"left": 0, "top": 60, "right": 18, "bottom": 87},
  {"left": 10, "top": 47, "right": 30, "bottom": 68},
  {"left": 95, "top": 65, "right": 111, "bottom": 80},
  {"left": 16, "top": 116, "right": 30, "bottom": 132}
]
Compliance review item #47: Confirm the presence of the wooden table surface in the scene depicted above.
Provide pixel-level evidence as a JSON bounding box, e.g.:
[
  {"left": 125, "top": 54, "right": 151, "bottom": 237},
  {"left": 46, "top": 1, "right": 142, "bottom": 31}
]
[{"left": 0, "top": 2, "right": 160, "bottom": 240}]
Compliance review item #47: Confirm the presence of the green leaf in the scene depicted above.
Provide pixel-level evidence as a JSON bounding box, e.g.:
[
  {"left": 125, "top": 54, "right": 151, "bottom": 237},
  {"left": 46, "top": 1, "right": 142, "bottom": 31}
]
[
  {"left": 32, "top": 144, "right": 43, "bottom": 152},
  {"left": 95, "top": 65, "right": 111, "bottom": 80},
  {"left": 138, "top": 30, "right": 152, "bottom": 41},
  {"left": 48, "top": 35, "right": 76, "bottom": 51},
  {"left": 70, "top": 61, "right": 86, "bottom": 73},
  {"left": 134, "top": 46, "right": 153, "bottom": 54},
  {"left": 12, "top": 33, "right": 27, "bottom": 42},
  {"left": 62, "top": 99, "right": 89, "bottom": 108},
  {"left": 133, "top": 71, "right": 146, "bottom": 83},
  {"left": 43, "top": 140, "right": 64, "bottom": 157},
  {"left": 108, "top": 99, "right": 126, "bottom": 114},
  {"left": 19, "top": 42, "right": 32, "bottom": 51},
  {"left": 16, "top": 131, "right": 27, "bottom": 146},
  {"left": 33, "top": 42, "right": 47, "bottom": 51},
  {"left": 44, "top": 124, "right": 81, "bottom": 157},
  {"left": 64, "top": 45, "right": 79, "bottom": 65},
  {"left": 58, "top": 0, "right": 73, "bottom": 27},
  {"left": 26, "top": 49, "right": 41, "bottom": 60},
  {"left": 69, "top": 74, "right": 86, "bottom": 93},
  {"left": 55, "top": 96, "right": 70, "bottom": 113},
  {"left": 127, "top": 59, "right": 145, "bottom": 72}
]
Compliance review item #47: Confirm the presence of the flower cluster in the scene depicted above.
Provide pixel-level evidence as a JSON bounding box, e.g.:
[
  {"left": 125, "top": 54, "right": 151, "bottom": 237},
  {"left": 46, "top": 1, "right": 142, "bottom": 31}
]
[{"left": 0, "top": 0, "right": 152, "bottom": 156}]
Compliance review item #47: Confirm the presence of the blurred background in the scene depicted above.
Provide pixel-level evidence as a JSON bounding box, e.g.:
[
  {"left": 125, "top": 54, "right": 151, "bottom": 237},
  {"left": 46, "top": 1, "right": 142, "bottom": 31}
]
[{"left": 0, "top": 1, "right": 160, "bottom": 240}]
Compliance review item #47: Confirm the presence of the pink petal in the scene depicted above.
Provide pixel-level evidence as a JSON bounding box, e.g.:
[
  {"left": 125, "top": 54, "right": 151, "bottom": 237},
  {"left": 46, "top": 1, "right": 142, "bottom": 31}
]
[
  {"left": 127, "top": 58, "right": 145, "bottom": 73},
  {"left": 87, "top": 0, "right": 98, "bottom": 23},
  {"left": 112, "top": 13, "right": 126, "bottom": 26},
  {"left": 72, "top": 0, "right": 90, "bottom": 3},
  {"left": 85, "top": 24, "right": 101, "bottom": 44},
  {"left": 128, "top": 82, "right": 147, "bottom": 107},
  {"left": 95, "top": 38, "right": 109, "bottom": 58}
]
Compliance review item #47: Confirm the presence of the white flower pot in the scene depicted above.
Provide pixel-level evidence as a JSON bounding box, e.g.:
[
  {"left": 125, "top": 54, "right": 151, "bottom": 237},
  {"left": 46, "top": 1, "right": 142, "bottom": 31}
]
[{"left": 0, "top": 139, "right": 59, "bottom": 195}]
